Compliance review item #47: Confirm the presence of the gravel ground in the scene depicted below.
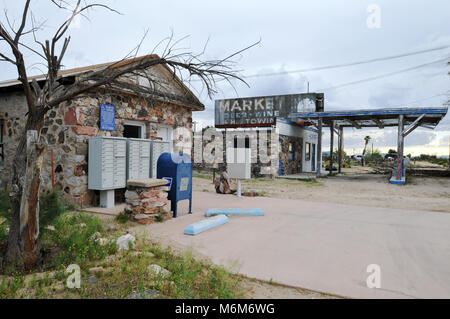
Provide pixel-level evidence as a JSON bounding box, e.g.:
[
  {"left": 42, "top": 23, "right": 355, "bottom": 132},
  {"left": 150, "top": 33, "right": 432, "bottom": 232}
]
[{"left": 193, "top": 170, "right": 450, "bottom": 213}]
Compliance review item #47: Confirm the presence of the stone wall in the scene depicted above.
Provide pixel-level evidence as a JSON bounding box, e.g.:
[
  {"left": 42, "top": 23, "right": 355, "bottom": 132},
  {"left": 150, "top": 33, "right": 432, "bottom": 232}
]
[
  {"left": 279, "top": 135, "right": 303, "bottom": 175},
  {"left": 0, "top": 90, "right": 193, "bottom": 207},
  {"left": 0, "top": 92, "right": 28, "bottom": 186}
]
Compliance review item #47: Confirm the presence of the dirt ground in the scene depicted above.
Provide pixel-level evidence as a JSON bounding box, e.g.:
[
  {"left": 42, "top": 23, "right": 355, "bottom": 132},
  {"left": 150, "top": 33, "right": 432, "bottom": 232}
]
[
  {"left": 193, "top": 170, "right": 450, "bottom": 213},
  {"left": 243, "top": 279, "right": 340, "bottom": 299}
]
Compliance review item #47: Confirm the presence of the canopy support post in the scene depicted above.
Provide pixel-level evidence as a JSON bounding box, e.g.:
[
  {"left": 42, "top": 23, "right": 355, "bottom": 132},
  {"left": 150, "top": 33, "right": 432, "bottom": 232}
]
[
  {"left": 317, "top": 119, "right": 323, "bottom": 177},
  {"left": 329, "top": 121, "right": 334, "bottom": 175},
  {"left": 338, "top": 126, "right": 344, "bottom": 173}
]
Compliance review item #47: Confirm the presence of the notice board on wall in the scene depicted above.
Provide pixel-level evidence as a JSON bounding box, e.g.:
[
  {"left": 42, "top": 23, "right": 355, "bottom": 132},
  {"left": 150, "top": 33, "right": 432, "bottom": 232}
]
[{"left": 100, "top": 104, "right": 115, "bottom": 131}]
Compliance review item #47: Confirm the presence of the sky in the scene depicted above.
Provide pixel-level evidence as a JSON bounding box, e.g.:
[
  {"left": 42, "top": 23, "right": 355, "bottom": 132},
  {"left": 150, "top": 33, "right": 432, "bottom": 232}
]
[{"left": 1, "top": 0, "right": 449, "bottom": 156}]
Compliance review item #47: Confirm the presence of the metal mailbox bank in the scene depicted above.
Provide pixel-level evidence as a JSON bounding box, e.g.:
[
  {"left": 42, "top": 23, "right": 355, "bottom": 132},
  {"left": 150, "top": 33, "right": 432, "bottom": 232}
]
[
  {"left": 157, "top": 153, "right": 192, "bottom": 218},
  {"left": 88, "top": 137, "right": 127, "bottom": 208}
]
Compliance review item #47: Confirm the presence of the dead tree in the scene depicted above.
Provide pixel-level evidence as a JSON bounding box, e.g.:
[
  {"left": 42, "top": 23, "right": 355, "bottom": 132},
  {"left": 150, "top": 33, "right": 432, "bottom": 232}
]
[{"left": 0, "top": 0, "right": 254, "bottom": 269}]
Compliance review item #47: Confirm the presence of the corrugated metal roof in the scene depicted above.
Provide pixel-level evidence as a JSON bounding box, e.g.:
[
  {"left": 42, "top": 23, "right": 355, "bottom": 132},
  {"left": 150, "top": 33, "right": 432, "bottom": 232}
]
[{"left": 289, "top": 106, "right": 448, "bottom": 129}]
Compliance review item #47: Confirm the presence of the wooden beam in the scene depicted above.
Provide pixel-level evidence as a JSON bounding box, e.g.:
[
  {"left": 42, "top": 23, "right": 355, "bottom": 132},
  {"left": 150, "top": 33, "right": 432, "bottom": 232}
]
[
  {"left": 402, "top": 114, "right": 426, "bottom": 137},
  {"left": 372, "top": 118, "right": 384, "bottom": 129},
  {"left": 347, "top": 119, "right": 361, "bottom": 129}
]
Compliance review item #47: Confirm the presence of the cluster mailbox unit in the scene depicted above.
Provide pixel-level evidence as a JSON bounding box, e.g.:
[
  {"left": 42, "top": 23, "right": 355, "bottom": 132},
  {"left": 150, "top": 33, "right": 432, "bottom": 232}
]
[
  {"left": 88, "top": 137, "right": 127, "bottom": 208},
  {"left": 88, "top": 136, "right": 171, "bottom": 208},
  {"left": 127, "top": 139, "right": 151, "bottom": 180}
]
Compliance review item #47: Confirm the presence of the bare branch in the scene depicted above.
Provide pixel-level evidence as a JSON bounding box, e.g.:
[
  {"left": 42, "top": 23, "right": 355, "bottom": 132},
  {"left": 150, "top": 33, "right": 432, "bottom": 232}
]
[
  {"left": 14, "top": 0, "right": 31, "bottom": 44},
  {"left": 0, "top": 52, "right": 16, "bottom": 64}
]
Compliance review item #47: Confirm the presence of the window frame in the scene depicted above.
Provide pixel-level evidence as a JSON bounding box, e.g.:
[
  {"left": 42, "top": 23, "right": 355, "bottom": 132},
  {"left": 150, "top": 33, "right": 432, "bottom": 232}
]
[
  {"left": 305, "top": 142, "right": 311, "bottom": 161},
  {"left": 123, "top": 119, "right": 146, "bottom": 139}
]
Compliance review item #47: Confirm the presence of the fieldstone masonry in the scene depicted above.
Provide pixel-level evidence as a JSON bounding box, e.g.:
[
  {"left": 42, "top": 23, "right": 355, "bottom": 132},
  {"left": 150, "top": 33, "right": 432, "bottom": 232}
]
[
  {"left": 0, "top": 90, "right": 193, "bottom": 207},
  {"left": 125, "top": 179, "right": 171, "bottom": 225}
]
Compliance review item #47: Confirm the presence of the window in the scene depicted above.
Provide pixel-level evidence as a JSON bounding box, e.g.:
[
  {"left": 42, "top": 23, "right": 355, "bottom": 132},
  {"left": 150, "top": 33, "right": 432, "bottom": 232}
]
[
  {"left": 0, "top": 119, "right": 4, "bottom": 164},
  {"left": 123, "top": 120, "right": 146, "bottom": 139},
  {"left": 305, "top": 143, "right": 311, "bottom": 161}
]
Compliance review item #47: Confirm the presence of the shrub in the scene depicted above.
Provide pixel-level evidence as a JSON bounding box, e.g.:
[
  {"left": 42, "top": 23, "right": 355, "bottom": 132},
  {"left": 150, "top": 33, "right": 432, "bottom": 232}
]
[
  {"left": 40, "top": 188, "right": 67, "bottom": 230},
  {"left": 0, "top": 187, "right": 70, "bottom": 231},
  {"left": 43, "top": 212, "right": 117, "bottom": 267}
]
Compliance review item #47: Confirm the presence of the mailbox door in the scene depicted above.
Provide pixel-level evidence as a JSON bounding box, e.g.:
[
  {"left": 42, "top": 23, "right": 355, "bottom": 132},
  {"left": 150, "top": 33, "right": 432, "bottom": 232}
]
[
  {"left": 101, "top": 139, "right": 114, "bottom": 189},
  {"left": 113, "top": 139, "right": 127, "bottom": 188},
  {"left": 177, "top": 164, "right": 192, "bottom": 201}
]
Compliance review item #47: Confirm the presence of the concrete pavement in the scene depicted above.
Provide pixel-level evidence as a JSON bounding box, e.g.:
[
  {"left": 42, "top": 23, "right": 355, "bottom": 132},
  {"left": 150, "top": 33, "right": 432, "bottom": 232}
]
[{"left": 142, "top": 191, "right": 450, "bottom": 299}]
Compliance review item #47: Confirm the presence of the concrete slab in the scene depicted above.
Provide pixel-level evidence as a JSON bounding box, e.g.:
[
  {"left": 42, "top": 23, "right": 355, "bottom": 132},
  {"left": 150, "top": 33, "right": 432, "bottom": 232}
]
[
  {"left": 144, "top": 191, "right": 450, "bottom": 299},
  {"left": 127, "top": 178, "right": 168, "bottom": 188}
]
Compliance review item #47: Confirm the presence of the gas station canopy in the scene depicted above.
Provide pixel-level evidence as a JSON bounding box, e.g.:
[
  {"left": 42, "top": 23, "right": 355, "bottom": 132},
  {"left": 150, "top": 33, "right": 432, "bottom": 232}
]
[
  {"left": 288, "top": 106, "right": 448, "bottom": 184},
  {"left": 289, "top": 107, "right": 448, "bottom": 129}
]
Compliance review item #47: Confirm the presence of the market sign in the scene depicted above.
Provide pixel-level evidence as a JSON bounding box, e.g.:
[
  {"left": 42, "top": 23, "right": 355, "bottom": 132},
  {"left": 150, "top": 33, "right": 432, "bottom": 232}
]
[
  {"left": 215, "top": 93, "right": 324, "bottom": 128},
  {"left": 100, "top": 104, "right": 115, "bottom": 131}
]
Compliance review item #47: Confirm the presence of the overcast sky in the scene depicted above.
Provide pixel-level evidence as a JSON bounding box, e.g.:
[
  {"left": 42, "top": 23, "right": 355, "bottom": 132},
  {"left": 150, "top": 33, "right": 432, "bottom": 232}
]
[{"left": 1, "top": 0, "right": 449, "bottom": 156}]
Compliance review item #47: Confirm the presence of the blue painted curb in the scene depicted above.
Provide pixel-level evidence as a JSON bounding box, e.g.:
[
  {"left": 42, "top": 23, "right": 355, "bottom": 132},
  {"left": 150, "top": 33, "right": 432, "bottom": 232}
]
[
  {"left": 184, "top": 215, "right": 229, "bottom": 235},
  {"left": 205, "top": 208, "right": 265, "bottom": 217}
]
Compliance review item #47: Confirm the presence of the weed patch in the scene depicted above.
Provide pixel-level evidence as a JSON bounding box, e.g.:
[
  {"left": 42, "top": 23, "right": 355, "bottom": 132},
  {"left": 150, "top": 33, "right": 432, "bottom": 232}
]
[{"left": 41, "top": 212, "right": 117, "bottom": 268}]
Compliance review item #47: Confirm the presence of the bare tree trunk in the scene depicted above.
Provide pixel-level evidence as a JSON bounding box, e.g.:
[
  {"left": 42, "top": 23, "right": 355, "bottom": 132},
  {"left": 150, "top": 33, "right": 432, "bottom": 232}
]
[{"left": 6, "top": 123, "right": 46, "bottom": 270}]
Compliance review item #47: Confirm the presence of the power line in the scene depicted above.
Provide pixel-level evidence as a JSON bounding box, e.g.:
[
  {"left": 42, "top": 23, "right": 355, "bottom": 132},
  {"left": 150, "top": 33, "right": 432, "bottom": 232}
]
[
  {"left": 387, "top": 92, "right": 450, "bottom": 107},
  {"left": 320, "top": 57, "right": 449, "bottom": 91},
  {"left": 239, "top": 44, "right": 450, "bottom": 79},
  {"left": 325, "top": 90, "right": 450, "bottom": 109}
]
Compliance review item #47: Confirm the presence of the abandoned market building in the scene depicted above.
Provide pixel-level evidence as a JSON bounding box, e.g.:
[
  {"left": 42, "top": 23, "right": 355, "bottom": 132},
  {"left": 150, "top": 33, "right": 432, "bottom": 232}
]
[
  {"left": 0, "top": 55, "right": 204, "bottom": 207},
  {"left": 194, "top": 93, "right": 324, "bottom": 176}
]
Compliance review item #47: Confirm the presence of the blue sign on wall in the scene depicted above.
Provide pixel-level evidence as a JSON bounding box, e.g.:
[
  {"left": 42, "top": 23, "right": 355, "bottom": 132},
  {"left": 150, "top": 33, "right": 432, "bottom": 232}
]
[{"left": 100, "top": 104, "right": 115, "bottom": 131}]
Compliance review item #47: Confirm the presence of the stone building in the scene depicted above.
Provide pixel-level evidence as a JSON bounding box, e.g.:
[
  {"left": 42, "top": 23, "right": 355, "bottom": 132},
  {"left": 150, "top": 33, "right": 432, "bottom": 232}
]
[
  {"left": 193, "top": 118, "right": 318, "bottom": 177},
  {"left": 0, "top": 55, "right": 203, "bottom": 207},
  {"left": 193, "top": 92, "right": 323, "bottom": 177}
]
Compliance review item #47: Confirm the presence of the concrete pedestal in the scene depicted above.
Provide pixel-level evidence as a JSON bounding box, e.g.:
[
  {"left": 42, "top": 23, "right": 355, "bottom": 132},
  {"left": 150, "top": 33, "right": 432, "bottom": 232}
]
[{"left": 100, "top": 190, "right": 115, "bottom": 208}]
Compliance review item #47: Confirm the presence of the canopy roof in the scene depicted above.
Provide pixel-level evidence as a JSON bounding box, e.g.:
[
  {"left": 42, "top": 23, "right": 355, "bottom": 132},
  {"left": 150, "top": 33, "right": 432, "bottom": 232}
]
[{"left": 289, "top": 107, "right": 448, "bottom": 129}]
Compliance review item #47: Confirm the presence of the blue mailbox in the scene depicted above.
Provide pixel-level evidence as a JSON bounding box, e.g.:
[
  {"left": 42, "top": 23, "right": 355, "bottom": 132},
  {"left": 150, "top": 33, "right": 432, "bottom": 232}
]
[{"left": 157, "top": 153, "right": 192, "bottom": 218}]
